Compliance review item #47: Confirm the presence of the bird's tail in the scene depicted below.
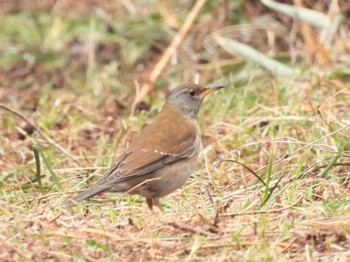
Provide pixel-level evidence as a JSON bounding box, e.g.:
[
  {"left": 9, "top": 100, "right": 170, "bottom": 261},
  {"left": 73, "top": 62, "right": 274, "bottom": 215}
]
[{"left": 63, "top": 184, "right": 111, "bottom": 206}]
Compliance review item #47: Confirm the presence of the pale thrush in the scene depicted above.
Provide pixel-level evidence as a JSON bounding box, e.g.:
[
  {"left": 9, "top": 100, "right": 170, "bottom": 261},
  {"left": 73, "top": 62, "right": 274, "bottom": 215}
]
[{"left": 65, "top": 82, "right": 223, "bottom": 210}]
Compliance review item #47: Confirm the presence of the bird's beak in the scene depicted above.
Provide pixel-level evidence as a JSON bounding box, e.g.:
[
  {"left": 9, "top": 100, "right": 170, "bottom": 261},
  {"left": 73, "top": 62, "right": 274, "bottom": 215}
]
[{"left": 200, "top": 84, "right": 224, "bottom": 97}]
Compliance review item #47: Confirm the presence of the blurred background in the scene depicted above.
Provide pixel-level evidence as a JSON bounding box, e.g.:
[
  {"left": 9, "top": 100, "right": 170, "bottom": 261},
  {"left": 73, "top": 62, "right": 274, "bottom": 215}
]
[{"left": 1, "top": 0, "right": 349, "bottom": 106}]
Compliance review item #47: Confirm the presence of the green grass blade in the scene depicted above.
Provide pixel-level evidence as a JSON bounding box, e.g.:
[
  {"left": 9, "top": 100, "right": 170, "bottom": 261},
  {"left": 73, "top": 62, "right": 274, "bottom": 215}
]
[
  {"left": 214, "top": 35, "right": 299, "bottom": 75},
  {"left": 224, "top": 159, "right": 266, "bottom": 186},
  {"left": 32, "top": 141, "right": 42, "bottom": 190},
  {"left": 262, "top": 0, "right": 343, "bottom": 29},
  {"left": 0, "top": 172, "right": 14, "bottom": 188},
  {"left": 319, "top": 153, "right": 341, "bottom": 178},
  {"left": 260, "top": 155, "right": 273, "bottom": 208},
  {"left": 36, "top": 143, "right": 62, "bottom": 191}
]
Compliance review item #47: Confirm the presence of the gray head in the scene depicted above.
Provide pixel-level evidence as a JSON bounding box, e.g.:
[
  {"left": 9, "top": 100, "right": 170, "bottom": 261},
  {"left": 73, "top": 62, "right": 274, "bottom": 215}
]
[{"left": 165, "top": 82, "right": 224, "bottom": 118}]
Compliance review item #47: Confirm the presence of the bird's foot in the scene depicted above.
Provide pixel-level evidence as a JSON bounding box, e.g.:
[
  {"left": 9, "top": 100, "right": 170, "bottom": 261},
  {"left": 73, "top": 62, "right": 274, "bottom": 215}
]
[{"left": 146, "top": 198, "right": 163, "bottom": 213}]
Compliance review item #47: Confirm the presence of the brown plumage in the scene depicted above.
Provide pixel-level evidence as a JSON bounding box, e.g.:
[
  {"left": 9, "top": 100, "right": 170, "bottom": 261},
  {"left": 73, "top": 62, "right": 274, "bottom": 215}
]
[{"left": 65, "top": 82, "right": 223, "bottom": 210}]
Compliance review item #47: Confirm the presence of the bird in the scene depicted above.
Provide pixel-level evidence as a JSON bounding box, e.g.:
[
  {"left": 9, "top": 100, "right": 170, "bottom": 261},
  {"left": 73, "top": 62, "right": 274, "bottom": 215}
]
[{"left": 65, "top": 82, "right": 224, "bottom": 210}]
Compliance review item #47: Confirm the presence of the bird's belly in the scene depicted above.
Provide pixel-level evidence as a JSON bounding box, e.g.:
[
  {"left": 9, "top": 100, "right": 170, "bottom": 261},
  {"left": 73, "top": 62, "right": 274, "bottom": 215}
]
[{"left": 132, "top": 155, "right": 198, "bottom": 199}]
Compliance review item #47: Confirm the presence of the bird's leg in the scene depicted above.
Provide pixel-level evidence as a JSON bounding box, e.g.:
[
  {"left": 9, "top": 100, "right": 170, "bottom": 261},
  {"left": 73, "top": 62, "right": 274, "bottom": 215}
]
[
  {"left": 146, "top": 198, "right": 153, "bottom": 211},
  {"left": 153, "top": 197, "right": 164, "bottom": 212}
]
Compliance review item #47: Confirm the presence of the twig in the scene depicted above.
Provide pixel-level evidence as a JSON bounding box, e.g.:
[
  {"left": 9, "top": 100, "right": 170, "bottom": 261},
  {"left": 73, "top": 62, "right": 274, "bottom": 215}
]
[
  {"left": 0, "top": 206, "right": 12, "bottom": 216},
  {"left": 82, "top": 228, "right": 183, "bottom": 246},
  {"left": 221, "top": 194, "right": 304, "bottom": 217},
  {"left": 0, "top": 104, "right": 82, "bottom": 166},
  {"left": 201, "top": 241, "right": 299, "bottom": 249},
  {"left": 280, "top": 237, "right": 298, "bottom": 253},
  {"left": 82, "top": 228, "right": 122, "bottom": 241},
  {"left": 158, "top": 0, "right": 180, "bottom": 28},
  {"left": 130, "top": 0, "right": 208, "bottom": 116},
  {"left": 49, "top": 212, "right": 63, "bottom": 223},
  {"left": 168, "top": 222, "right": 214, "bottom": 237}
]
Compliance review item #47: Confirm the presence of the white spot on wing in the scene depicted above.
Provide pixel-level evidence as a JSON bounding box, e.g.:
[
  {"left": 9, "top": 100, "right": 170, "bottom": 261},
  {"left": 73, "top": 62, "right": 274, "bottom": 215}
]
[{"left": 153, "top": 149, "right": 179, "bottom": 157}]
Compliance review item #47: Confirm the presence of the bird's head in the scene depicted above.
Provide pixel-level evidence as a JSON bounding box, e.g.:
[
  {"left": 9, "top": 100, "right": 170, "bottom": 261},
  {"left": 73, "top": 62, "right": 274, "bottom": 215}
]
[{"left": 165, "top": 82, "right": 224, "bottom": 118}]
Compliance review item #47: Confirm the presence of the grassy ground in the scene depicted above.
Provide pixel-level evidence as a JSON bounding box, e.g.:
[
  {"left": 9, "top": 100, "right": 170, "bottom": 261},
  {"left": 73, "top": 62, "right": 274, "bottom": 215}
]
[{"left": 1, "top": 1, "right": 350, "bottom": 261}]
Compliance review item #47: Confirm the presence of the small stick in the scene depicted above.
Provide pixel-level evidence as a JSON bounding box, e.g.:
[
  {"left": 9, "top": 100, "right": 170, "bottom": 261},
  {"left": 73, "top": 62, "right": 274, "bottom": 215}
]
[
  {"left": 82, "top": 228, "right": 122, "bottom": 241},
  {"left": 168, "top": 221, "right": 214, "bottom": 237},
  {"left": 130, "top": 0, "right": 208, "bottom": 116},
  {"left": 0, "top": 104, "right": 82, "bottom": 166}
]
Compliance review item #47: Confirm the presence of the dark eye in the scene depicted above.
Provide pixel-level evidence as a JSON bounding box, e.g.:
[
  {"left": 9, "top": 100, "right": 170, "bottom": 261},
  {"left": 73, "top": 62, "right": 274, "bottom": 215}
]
[{"left": 188, "top": 89, "right": 196, "bottom": 96}]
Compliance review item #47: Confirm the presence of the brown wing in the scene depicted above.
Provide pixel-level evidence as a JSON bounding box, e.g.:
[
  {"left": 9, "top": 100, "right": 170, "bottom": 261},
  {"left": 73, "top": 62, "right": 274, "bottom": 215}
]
[{"left": 96, "top": 107, "right": 199, "bottom": 186}]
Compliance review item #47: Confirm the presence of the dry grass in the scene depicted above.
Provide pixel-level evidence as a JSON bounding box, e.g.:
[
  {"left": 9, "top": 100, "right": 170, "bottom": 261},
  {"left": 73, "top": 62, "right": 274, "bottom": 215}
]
[{"left": 1, "top": 1, "right": 350, "bottom": 261}]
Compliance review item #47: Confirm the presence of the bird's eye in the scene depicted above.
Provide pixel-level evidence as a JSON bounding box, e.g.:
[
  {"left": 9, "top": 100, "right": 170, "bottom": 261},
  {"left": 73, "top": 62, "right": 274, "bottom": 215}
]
[{"left": 188, "top": 90, "right": 196, "bottom": 97}]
